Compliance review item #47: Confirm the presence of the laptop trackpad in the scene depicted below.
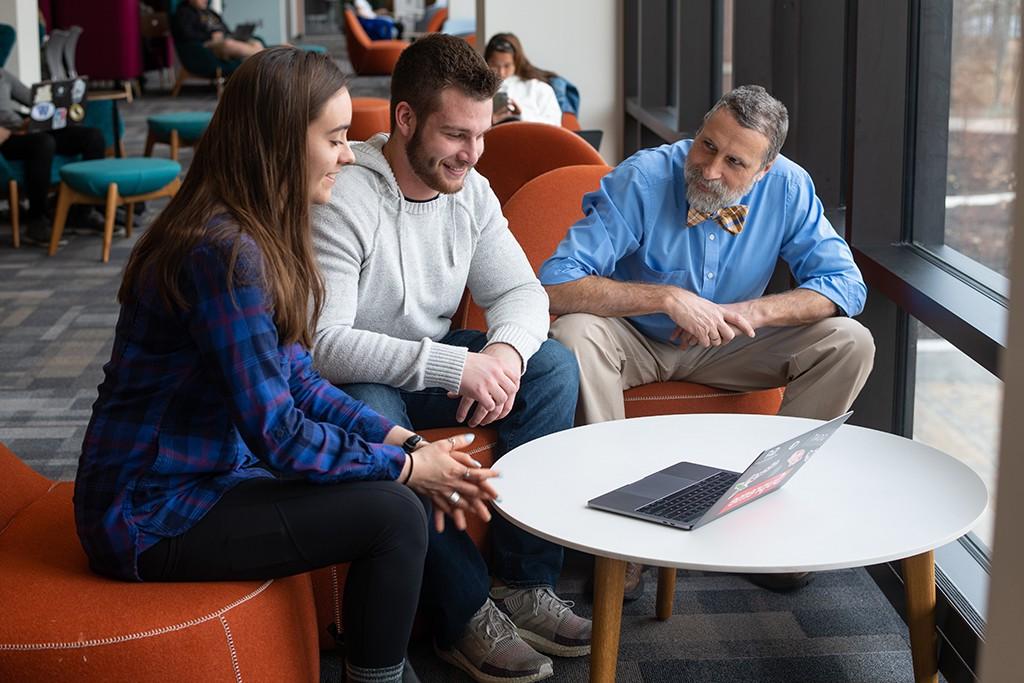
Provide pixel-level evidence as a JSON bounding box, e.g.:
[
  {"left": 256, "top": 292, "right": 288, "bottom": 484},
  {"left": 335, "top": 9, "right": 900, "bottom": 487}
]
[{"left": 623, "top": 473, "right": 696, "bottom": 499}]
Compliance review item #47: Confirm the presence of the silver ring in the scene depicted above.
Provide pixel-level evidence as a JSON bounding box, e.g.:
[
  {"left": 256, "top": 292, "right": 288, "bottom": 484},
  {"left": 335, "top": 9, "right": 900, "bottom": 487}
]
[
  {"left": 463, "top": 467, "right": 472, "bottom": 480},
  {"left": 448, "top": 491, "right": 461, "bottom": 505}
]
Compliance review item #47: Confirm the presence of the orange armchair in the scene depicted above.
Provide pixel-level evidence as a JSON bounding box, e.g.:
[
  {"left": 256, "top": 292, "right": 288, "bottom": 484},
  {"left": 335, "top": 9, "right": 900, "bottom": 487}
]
[
  {"left": 474, "top": 121, "right": 605, "bottom": 206},
  {"left": 455, "top": 164, "right": 785, "bottom": 417},
  {"left": 349, "top": 96, "right": 391, "bottom": 141},
  {"left": 341, "top": 8, "right": 407, "bottom": 75}
]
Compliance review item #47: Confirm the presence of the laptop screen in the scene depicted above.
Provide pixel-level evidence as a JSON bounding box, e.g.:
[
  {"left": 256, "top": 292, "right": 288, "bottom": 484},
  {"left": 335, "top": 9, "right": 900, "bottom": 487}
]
[
  {"left": 27, "top": 77, "right": 88, "bottom": 133},
  {"left": 693, "top": 411, "right": 853, "bottom": 528}
]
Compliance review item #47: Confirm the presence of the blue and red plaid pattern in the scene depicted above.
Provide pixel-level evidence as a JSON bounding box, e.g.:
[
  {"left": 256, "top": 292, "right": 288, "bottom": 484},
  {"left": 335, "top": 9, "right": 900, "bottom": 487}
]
[{"left": 74, "top": 219, "right": 405, "bottom": 581}]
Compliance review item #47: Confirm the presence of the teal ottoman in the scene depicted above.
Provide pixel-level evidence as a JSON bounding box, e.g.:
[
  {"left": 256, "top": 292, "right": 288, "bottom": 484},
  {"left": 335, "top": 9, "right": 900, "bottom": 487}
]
[
  {"left": 49, "top": 158, "right": 181, "bottom": 263},
  {"left": 296, "top": 44, "right": 327, "bottom": 54},
  {"left": 144, "top": 111, "right": 213, "bottom": 161}
]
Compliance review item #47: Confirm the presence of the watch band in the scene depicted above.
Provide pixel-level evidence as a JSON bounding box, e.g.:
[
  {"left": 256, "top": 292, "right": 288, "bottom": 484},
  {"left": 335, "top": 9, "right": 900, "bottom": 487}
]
[{"left": 401, "top": 434, "right": 424, "bottom": 455}]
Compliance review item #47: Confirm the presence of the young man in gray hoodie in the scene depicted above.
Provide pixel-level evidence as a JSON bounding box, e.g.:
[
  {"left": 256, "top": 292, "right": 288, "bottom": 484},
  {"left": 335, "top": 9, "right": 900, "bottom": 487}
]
[{"left": 311, "top": 34, "right": 588, "bottom": 683}]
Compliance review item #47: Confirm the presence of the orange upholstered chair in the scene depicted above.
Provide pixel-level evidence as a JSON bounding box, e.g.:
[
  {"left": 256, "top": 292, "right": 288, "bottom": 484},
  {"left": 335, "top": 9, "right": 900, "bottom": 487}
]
[
  {"left": 561, "top": 111, "right": 582, "bottom": 131},
  {"left": 0, "top": 443, "right": 320, "bottom": 682},
  {"left": 341, "top": 8, "right": 408, "bottom": 75},
  {"left": 310, "top": 425, "right": 498, "bottom": 650},
  {"left": 475, "top": 121, "right": 605, "bottom": 206},
  {"left": 424, "top": 6, "right": 448, "bottom": 33},
  {"left": 455, "top": 164, "right": 785, "bottom": 417},
  {"left": 349, "top": 97, "right": 391, "bottom": 141}
]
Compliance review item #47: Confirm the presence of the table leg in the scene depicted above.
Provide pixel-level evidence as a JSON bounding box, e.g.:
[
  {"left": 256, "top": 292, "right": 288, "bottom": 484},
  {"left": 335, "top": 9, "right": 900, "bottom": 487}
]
[
  {"left": 656, "top": 567, "right": 676, "bottom": 620},
  {"left": 902, "top": 550, "right": 937, "bottom": 683},
  {"left": 591, "top": 556, "right": 625, "bottom": 683}
]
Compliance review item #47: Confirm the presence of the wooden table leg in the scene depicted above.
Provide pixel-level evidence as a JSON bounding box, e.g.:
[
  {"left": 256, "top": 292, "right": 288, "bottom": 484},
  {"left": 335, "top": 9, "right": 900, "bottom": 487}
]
[
  {"left": 903, "top": 550, "right": 938, "bottom": 683},
  {"left": 656, "top": 567, "right": 677, "bottom": 620},
  {"left": 591, "top": 556, "right": 626, "bottom": 683}
]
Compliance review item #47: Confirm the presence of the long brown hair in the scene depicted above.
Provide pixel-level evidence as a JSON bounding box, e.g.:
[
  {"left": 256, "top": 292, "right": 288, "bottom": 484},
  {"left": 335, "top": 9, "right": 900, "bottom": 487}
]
[
  {"left": 119, "top": 47, "right": 348, "bottom": 348},
  {"left": 484, "top": 33, "right": 558, "bottom": 84}
]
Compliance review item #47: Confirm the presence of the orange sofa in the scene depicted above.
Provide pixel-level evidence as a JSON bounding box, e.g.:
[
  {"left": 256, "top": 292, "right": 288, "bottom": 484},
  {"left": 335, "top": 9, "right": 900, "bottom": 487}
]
[
  {"left": 342, "top": 8, "right": 407, "bottom": 76},
  {"left": 349, "top": 97, "right": 391, "bottom": 141},
  {"left": 0, "top": 443, "right": 320, "bottom": 682}
]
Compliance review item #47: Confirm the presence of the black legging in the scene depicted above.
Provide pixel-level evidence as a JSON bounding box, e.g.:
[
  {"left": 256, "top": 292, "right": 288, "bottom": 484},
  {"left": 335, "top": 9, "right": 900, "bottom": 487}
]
[
  {"left": 138, "top": 477, "right": 429, "bottom": 668},
  {"left": 0, "top": 125, "right": 105, "bottom": 218}
]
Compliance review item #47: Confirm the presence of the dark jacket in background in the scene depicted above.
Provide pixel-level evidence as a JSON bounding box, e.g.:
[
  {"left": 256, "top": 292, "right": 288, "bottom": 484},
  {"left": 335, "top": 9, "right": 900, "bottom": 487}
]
[{"left": 172, "top": 3, "right": 229, "bottom": 44}]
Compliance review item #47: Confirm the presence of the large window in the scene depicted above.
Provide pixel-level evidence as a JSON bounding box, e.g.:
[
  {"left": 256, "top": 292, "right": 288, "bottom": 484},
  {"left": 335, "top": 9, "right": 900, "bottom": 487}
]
[
  {"left": 913, "top": 320, "right": 1002, "bottom": 553},
  {"left": 913, "top": 0, "right": 1018, "bottom": 293}
]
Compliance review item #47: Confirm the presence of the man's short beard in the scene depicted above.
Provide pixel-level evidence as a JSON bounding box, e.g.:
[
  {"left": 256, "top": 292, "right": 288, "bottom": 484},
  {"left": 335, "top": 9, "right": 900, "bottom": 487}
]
[
  {"left": 406, "top": 125, "right": 467, "bottom": 195},
  {"left": 684, "top": 161, "right": 754, "bottom": 214}
]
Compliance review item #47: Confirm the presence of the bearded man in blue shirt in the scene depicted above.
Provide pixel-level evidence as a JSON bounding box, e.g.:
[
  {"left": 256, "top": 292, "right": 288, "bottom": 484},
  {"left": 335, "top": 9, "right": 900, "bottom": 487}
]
[{"left": 539, "top": 85, "right": 874, "bottom": 592}]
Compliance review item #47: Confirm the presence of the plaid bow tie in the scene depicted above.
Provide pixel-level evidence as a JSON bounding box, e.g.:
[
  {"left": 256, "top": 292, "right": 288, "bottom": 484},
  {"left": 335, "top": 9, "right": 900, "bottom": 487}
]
[{"left": 685, "top": 204, "right": 749, "bottom": 235}]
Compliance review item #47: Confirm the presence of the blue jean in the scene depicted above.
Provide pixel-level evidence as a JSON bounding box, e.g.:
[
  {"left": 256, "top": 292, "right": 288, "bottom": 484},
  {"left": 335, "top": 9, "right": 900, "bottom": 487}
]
[{"left": 341, "top": 329, "right": 579, "bottom": 647}]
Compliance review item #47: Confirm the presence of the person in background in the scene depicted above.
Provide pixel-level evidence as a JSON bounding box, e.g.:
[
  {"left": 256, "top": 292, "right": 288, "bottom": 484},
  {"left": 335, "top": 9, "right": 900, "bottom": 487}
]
[
  {"left": 484, "top": 33, "right": 562, "bottom": 126},
  {"left": 0, "top": 67, "right": 106, "bottom": 245},
  {"left": 172, "top": 0, "right": 263, "bottom": 61},
  {"left": 73, "top": 47, "right": 498, "bottom": 683}
]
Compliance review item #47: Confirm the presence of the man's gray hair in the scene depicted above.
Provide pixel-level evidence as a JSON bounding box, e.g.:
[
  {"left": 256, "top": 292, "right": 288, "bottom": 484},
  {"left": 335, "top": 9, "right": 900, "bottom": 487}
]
[{"left": 702, "top": 85, "right": 789, "bottom": 167}]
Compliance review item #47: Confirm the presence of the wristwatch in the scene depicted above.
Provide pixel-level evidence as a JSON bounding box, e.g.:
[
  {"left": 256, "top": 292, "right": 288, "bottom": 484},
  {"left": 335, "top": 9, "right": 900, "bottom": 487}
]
[{"left": 401, "top": 434, "right": 424, "bottom": 454}]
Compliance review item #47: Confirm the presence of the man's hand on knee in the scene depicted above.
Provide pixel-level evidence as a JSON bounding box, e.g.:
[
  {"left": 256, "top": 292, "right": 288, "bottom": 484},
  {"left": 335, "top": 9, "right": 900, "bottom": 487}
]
[
  {"left": 449, "top": 346, "right": 521, "bottom": 427},
  {"left": 665, "top": 288, "right": 755, "bottom": 347}
]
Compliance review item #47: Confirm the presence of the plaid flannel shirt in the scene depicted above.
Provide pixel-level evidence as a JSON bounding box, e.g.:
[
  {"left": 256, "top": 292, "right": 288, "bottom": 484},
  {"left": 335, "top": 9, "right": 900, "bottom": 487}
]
[{"left": 74, "top": 219, "right": 405, "bottom": 580}]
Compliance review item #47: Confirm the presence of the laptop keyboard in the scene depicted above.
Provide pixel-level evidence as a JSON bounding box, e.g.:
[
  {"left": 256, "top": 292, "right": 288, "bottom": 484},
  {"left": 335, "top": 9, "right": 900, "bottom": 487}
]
[{"left": 635, "top": 471, "right": 740, "bottom": 523}]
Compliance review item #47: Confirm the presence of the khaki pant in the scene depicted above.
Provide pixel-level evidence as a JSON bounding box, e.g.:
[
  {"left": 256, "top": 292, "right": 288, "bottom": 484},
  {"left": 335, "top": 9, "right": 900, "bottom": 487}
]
[{"left": 550, "top": 314, "right": 875, "bottom": 424}]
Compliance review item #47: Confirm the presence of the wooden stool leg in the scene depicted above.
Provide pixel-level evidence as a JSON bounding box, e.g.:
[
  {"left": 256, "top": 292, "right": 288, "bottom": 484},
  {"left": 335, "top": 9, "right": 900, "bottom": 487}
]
[
  {"left": 170, "top": 130, "right": 180, "bottom": 161},
  {"left": 656, "top": 567, "right": 677, "bottom": 620},
  {"left": 591, "top": 556, "right": 626, "bottom": 683},
  {"left": 171, "top": 68, "right": 186, "bottom": 97},
  {"left": 9, "top": 180, "right": 19, "bottom": 248},
  {"left": 125, "top": 202, "right": 135, "bottom": 237},
  {"left": 49, "top": 183, "right": 74, "bottom": 256},
  {"left": 101, "top": 183, "right": 119, "bottom": 263},
  {"left": 144, "top": 131, "right": 156, "bottom": 157},
  {"left": 903, "top": 550, "right": 937, "bottom": 683}
]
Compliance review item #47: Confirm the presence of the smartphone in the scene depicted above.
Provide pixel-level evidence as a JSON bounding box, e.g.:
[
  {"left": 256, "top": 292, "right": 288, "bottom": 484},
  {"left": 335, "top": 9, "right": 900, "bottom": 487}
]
[{"left": 493, "top": 91, "right": 509, "bottom": 113}]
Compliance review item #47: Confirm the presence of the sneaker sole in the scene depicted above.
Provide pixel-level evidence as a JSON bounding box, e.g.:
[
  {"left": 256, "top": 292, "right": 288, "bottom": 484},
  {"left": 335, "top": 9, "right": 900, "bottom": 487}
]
[
  {"left": 517, "top": 629, "right": 591, "bottom": 658},
  {"left": 433, "top": 643, "right": 554, "bottom": 683}
]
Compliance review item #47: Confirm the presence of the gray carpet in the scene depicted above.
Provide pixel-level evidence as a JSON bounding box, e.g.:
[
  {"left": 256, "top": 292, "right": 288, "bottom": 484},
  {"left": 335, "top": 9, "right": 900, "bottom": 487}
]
[{"left": 0, "top": 33, "right": 937, "bottom": 683}]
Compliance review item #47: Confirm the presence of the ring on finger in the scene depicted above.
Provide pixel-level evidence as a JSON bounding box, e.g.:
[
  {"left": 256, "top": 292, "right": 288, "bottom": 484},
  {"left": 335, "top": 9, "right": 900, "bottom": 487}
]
[
  {"left": 447, "top": 437, "right": 455, "bottom": 447},
  {"left": 463, "top": 467, "right": 472, "bottom": 480},
  {"left": 448, "top": 491, "right": 461, "bottom": 505}
]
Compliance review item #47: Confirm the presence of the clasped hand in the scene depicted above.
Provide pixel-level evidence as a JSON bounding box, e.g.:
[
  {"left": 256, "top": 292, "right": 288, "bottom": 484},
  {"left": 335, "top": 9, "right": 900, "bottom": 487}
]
[
  {"left": 666, "top": 288, "right": 756, "bottom": 348},
  {"left": 407, "top": 433, "right": 501, "bottom": 532},
  {"left": 448, "top": 343, "right": 522, "bottom": 428}
]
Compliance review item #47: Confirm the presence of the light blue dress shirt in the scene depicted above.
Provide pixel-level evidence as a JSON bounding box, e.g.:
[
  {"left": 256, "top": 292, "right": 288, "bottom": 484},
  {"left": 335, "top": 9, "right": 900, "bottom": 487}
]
[{"left": 538, "top": 140, "right": 866, "bottom": 344}]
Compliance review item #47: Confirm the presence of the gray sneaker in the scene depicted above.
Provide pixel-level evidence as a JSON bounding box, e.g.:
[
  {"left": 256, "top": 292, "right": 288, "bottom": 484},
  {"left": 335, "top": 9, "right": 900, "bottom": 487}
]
[
  {"left": 435, "top": 599, "right": 553, "bottom": 683},
  {"left": 491, "top": 586, "right": 592, "bottom": 657}
]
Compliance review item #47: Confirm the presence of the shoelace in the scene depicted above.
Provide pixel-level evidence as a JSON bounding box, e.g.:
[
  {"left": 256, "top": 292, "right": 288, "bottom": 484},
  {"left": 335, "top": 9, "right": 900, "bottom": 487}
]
[
  {"left": 532, "top": 587, "right": 574, "bottom": 619},
  {"left": 478, "top": 601, "right": 519, "bottom": 644}
]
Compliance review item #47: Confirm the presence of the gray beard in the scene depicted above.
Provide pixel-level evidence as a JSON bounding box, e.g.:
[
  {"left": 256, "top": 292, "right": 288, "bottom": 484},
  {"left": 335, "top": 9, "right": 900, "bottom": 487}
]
[{"left": 684, "top": 164, "right": 752, "bottom": 214}]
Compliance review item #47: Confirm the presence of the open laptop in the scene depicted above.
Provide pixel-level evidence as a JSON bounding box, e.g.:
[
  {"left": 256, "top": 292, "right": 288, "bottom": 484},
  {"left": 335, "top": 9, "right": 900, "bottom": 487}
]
[
  {"left": 588, "top": 411, "right": 852, "bottom": 531},
  {"left": 230, "top": 22, "right": 258, "bottom": 42},
  {"left": 27, "top": 77, "right": 88, "bottom": 133}
]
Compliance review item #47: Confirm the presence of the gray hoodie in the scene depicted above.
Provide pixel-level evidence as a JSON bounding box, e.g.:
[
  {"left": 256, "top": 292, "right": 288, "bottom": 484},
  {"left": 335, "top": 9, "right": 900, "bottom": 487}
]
[{"left": 311, "top": 133, "right": 550, "bottom": 393}]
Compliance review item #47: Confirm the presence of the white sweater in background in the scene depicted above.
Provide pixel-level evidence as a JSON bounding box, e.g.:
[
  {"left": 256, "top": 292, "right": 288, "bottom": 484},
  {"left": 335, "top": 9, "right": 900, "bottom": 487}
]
[
  {"left": 499, "top": 75, "right": 562, "bottom": 126},
  {"left": 310, "top": 134, "right": 550, "bottom": 393}
]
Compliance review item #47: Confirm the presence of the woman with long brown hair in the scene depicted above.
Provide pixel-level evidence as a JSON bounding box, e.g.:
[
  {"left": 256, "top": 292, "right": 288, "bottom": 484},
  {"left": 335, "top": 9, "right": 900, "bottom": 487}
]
[
  {"left": 484, "top": 32, "right": 562, "bottom": 126},
  {"left": 73, "top": 47, "right": 497, "bottom": 683}
]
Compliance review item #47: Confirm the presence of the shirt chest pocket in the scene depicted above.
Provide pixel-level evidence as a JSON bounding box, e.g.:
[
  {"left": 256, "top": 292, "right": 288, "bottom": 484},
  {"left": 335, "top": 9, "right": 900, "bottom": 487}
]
[{"left": 637, "top": 260, "right": 689, "bottom": 288}]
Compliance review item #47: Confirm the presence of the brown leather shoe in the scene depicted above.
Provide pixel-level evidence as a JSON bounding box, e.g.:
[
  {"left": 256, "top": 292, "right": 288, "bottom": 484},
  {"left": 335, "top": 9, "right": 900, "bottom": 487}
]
[{"left": 744, "top": 571, "right": 814, "bottom": 592}]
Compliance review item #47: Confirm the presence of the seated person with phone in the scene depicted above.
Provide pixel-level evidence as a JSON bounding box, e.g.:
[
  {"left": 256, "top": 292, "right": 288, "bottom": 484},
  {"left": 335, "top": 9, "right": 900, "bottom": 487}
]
[
  {"left": 172, "top": 0, "right": 265, "bottom": 62},
  {"left": 0, "top": 68, "right": 105, "bottom": 245}
]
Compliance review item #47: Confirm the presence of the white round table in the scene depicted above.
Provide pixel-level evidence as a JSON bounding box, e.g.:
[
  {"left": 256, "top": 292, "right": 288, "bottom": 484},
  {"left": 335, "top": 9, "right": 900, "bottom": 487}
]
[{"left": 492, "top": 414, "right": 988, "bottom": 683}]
